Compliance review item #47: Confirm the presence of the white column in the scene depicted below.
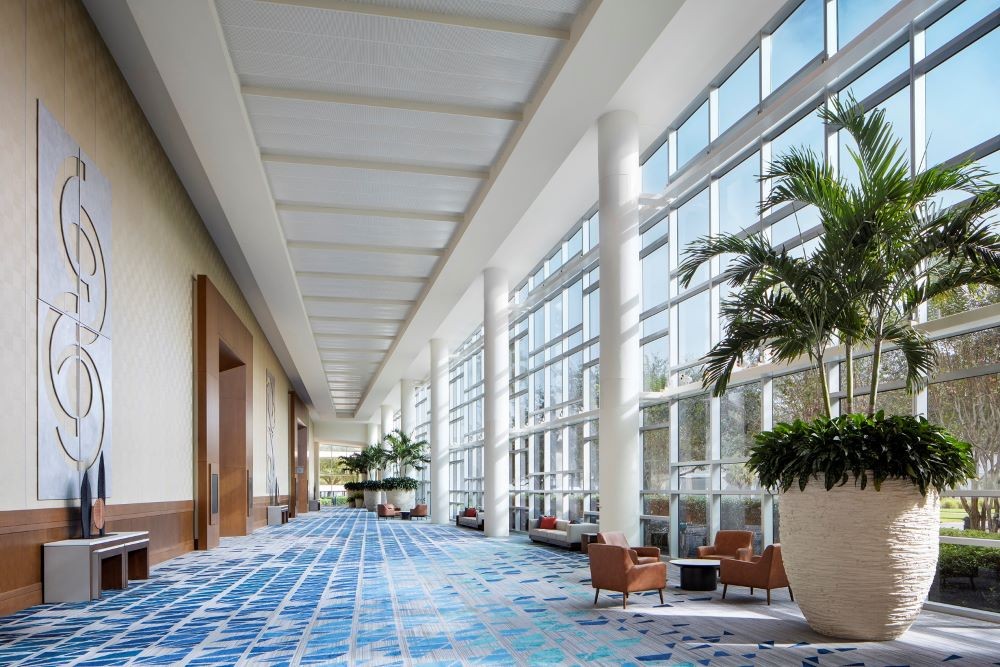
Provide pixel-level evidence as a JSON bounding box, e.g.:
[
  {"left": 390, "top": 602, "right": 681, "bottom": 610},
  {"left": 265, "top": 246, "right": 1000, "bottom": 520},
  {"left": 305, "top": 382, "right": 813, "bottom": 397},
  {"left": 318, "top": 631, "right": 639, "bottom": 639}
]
[
  {"left": 380, "top": 403, "right": 394, "bottom": 440},
  {"left": 597, "top": 110, "right": 642, "bottom": 545},
  {"left": 483, "top": 267, "right": 510, "bottom": 538},
  {"left": 400, "top": 379, "right": 417, "bottom": 436},
  {"left": 430, "top": 338, "right": 450, "bottom": 524},
  {"left": 367, "top": 422, "right": 379, "bottom": 446}
]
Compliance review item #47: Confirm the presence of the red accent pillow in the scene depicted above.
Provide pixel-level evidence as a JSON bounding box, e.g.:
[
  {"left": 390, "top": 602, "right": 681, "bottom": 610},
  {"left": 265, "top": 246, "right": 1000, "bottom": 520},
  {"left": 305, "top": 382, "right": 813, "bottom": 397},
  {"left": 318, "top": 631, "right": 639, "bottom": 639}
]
[
  {"left": 463, "top": 508, "right": 477, "bottom": 517},
  {"left": 539, "top": 516, "right": 557, "bottom": 529}
]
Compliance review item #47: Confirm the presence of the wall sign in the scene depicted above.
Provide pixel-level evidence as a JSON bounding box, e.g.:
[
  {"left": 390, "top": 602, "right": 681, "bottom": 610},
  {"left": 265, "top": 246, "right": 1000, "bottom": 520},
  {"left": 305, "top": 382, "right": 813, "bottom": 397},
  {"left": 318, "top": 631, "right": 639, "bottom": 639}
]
[{"left": 37, "top": 102, "right": 112, "bottom": 500}]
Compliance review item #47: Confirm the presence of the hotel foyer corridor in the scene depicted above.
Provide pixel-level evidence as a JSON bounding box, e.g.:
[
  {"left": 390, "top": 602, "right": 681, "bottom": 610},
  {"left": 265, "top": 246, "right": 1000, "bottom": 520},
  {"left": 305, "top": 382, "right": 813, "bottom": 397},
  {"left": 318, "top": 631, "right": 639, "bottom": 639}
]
[{"left": 1, "top": 509, "right": 998, "bottom": 666}]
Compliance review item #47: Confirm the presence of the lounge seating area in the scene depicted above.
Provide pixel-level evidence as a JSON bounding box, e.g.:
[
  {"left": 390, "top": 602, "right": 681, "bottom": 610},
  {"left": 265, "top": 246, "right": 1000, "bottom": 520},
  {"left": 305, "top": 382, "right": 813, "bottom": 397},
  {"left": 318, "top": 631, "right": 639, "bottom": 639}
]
[
  {"left": 528, "top": 517, "right": 600, "bottom": 550},
  {"left": 456, "top": 508, "right": 485, "bottom": 530},
  {"left": 588, "top": 543, "right": 667, "bottom": 609},
  {"left": 720, "top": 544, "right": 793, "bottom": 605},
  {"left": 697, "top": 530, "right": 755, "bottom": 561}
]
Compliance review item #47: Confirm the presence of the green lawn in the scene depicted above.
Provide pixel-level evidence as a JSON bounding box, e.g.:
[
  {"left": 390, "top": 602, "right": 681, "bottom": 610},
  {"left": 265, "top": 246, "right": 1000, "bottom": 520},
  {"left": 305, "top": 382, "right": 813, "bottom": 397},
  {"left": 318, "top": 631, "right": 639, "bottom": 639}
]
[{"left": 941, "top": 507, "right": 968, "bottom": 523}]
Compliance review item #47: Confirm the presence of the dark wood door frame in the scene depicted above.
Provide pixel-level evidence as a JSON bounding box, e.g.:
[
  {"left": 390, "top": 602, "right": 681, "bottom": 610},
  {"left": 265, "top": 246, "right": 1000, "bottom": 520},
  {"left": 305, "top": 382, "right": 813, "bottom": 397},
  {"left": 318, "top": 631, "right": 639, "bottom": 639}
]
[
  {"left": 195, "top": 276, "right": 253, "bottom": 549},
  {"left": 288, "top": 392, "right": 309, "bottom": 517}
]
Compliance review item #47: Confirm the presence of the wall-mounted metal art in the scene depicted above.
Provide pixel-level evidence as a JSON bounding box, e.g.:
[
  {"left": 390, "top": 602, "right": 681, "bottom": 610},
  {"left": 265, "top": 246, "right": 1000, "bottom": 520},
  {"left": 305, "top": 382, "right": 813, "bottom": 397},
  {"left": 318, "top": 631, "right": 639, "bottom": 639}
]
[
  {"left": 265, "top": 370, "right": 277, "bottom": 503},
  {"left": 37, "top": 102, "right": 112, "bottom": 500}
]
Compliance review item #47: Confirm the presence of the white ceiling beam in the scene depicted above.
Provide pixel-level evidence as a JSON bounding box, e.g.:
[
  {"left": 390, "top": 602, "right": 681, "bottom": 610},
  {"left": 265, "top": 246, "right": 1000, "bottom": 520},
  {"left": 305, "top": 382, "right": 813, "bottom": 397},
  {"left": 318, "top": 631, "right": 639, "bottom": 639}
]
[
  {"left": 258, "top": 0, "right": 570, "bottom": 40},
  {"left": 309, "top": 315, "right": 405, "bottom": 324},
  {"left": 288, "top": 240, "right": 443, "bottom": 257},
  {"left": 242, "top": 85, "right": 522, "bottom": 122},
  {"left": 262, "top": 153, "right": 489, "bottom": 180},
  {"left": 315, "top": 332, "right": 396, "bottom": 341},
  {"left": 277, "top": 201, "right": 464, "bottom": 225}
]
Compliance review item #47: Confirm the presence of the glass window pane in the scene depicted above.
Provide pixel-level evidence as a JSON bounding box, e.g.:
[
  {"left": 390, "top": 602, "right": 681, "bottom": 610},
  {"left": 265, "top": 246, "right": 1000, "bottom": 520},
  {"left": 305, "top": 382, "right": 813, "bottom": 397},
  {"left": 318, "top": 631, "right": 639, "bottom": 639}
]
[
  {"left": 722, "top": 464, "right": 760, "bottom": 491},
  {"left": 773, "top": 367, "right": 826, "bottom": 424},
  {"left": 770, "top": 0, "right": 824, "bottom": 92},
  {"left": 838, "top": 0, "right": 897, "bottom": 47},
  {"left": 768, "top": 108, "right": 825, "bottom": 170},
  {"left": 642, "top": 243, "right": 669, "bottom": 311},
  {"left": 720, "top": 496, "right": 763, "bottom": 555},
  {"left": 642, "top": 517, "right": 671, "bottom": 549},
  {"left": 549, "top": 295, "right": 563, "bottom": 339},
  {"left": 926, "top": 0, "right": 1000, "bottom": 54},
  {"left": 677, "top": 189, "right": 710, "bottom": 288},
  {"left": 642, "top": 309, "right": 669, "bottom": 337},
  {"left": 839, "top": 86, "right": 910, "bottom": 185},
  {"left": 643, "top": 335, "right": 669, "bottom": 392},
  {"left": 586, "top": 288, "right": 599, "bottom": 340},
  {"left": 929, "top": 372, "right": 1000, "bottom": 490},
  {"left": 678, "top": 289, "right": 711, "bottom": 366},
  {"left": 642, "top": 140, "right": 670, "bottom": 194},
  {"left": 678, "top": 394, "right": 710, "bottom": 461},
  {"left": 677, "top": 101, "right": 709, "bottom": 168},
  {"left": 568, "top": 280, "right": 583, "bottom": 330},
  {"left": 641, "top": 218, "right": 668, "bottom": 249},
  {"left": 933, "top": 328, "right": 1000, "bottom": 375},
  {"left": 642, "top": 428, "right": 670, "bottom": 490},
  {"left": 925, "top": 28, "right": 1000, "bottom": 168},
  {"left": 719, "top": 50, "right": 760, "bottom": 134},
  {"left": 719, "top": 152, "right": 761, "bottom": 235},
  {"left": 721, "top": 383, "right": 762, "bottom": 458},
  {"left": 770, "top": 205, "right": 820, "bottom": 246},
  {"left": 842, "top": 45, "right": 908, "bottom": 102},
  {"left": 678, "top": 495, "right": 709, "bottom": 557},
  {"left": 644, "top": 402, "right": 670, "bottom": 427}
]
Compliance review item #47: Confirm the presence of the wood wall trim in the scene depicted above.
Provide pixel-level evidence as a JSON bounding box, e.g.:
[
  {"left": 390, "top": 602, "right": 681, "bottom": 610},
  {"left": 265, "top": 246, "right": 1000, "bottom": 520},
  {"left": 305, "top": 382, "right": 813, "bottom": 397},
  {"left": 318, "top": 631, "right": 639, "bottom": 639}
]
[{"left": 0, "top": 501, "right": 193, "bottom": 616}]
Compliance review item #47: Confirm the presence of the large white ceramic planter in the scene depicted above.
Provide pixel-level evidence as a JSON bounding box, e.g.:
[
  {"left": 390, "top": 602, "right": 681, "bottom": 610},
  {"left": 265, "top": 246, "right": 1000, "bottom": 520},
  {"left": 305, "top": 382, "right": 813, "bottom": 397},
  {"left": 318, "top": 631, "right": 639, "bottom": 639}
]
[
  {"left": 385, "top": 489, "right": 415, "bottom": 512},
  {"left": 780, "top": 476, "right": 940, "bottom": 640},
  {"left": 363, "top": 490, "right": 382, "bottom": 512}
]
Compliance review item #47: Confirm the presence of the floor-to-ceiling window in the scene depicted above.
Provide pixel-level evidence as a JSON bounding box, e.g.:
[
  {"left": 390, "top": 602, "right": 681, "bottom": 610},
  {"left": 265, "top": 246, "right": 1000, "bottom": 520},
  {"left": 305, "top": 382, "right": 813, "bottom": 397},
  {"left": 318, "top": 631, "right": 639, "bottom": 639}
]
[
  {"left": 413, "top": 382, "right": 431, "bottom": 506},
  {"left": 634, "top": 0, "right": 1000, "bottom": 616},
  {"left": 509, "top": 216, "right": 600, "bottom": 531},
  {"left": 449, "top": 329, "right": 485, "bottom": 514}
]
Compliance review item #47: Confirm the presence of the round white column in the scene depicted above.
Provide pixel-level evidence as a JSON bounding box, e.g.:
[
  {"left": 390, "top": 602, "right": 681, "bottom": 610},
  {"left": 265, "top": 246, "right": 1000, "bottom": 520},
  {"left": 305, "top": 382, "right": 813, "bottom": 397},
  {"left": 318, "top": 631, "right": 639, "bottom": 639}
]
[
  {"left": 430, "top": 338, "right": 450, "bottom": 524},
  {"left": 597, "top": 110, "right": 642, "bottom": 545},
  {"left": 367, "top": 422, "right": 379, "bottom": 447},
  {"left": 483, "top": 267, "right": 510, "bottom": 537},
  {"left": 400, "top": 379, "right": 417, "bottom": 436},
  {"left": 380, "top": 403, "right": 394, "bottom": 440}
]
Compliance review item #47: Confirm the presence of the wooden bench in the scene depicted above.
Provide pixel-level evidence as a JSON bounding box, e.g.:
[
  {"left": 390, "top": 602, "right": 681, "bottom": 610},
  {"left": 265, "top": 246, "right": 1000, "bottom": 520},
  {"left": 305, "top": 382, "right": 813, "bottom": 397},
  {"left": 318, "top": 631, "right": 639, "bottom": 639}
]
[
  {"left": 44, "top": 531, "right": 150, "bottom": 603},
  {"left": 267, "top": 505, "right": 290, "bottom": 525}
]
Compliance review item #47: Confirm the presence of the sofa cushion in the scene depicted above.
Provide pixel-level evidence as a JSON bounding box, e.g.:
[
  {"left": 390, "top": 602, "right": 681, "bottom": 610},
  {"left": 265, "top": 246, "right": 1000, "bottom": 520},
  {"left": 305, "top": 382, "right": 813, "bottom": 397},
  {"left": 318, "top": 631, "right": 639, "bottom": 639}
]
[
  {"left": 463, "top": 508, "right": 477, "bottom": 517},
  {"left": 555, "top": 520, "right": 570, "bottom": 532},
  {"left": 539, "top": 516, "right": 557, "bottom": 529}
]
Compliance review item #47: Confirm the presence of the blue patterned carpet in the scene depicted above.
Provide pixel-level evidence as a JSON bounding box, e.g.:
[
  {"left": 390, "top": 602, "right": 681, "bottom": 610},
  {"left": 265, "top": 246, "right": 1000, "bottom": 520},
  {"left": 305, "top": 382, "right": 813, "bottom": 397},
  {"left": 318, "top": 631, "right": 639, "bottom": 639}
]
[{"left": 0, "top": 508, "right": 998, "bottom": 666}]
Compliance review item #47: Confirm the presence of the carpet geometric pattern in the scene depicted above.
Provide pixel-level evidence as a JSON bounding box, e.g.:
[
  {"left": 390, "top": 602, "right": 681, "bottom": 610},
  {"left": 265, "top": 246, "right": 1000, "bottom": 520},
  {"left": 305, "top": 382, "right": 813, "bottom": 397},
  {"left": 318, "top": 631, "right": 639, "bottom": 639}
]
[{"left": 1, "top": 508, "right": 998, "bottom": 666}]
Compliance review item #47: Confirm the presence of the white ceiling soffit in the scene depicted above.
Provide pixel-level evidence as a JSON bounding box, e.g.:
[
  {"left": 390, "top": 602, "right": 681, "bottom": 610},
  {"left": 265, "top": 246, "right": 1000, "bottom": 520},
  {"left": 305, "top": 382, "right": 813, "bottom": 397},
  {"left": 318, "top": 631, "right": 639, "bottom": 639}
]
[
  {"left": 101, "top": 0, "right": 590, "bottom": 416},
  {"left": 356, "top": 0, "right": 686, "bottom": 420}
]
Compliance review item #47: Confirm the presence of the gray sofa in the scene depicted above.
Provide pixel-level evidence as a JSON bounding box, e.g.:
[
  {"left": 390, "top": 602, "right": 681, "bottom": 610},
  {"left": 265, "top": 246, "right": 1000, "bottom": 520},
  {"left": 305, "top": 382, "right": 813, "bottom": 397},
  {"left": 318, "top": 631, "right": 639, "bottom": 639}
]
[
  {"left": 528, "top": 518, "right": 599, "bottom": 550},
  {"left": 457, "top": 510, "right": 484, "bottom": 530}
]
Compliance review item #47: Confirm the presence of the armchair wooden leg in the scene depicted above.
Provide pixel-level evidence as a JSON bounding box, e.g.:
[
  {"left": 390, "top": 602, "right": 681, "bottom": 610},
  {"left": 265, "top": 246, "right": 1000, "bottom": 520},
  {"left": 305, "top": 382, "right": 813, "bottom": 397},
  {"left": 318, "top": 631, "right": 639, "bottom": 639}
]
[
  {"left": 623, "top": 593, "right": 628, "bottom": 610},
  {"left": 658, "top": 588, "right": 664, "bottom": 604},
  {"left": 722, "top": 584, "right": 728, "bottom": 600},
  {"left": 749, "top": 587, "right": 754, "bottom": 595},
  {"left": 767, "top": 589, "right": 771, "bottom": 605},
  {"left": 788, "top": 586, "right": 794, "bottom": 602},
  {"left": 594, "top": 589, "right": 599, "bottom": 606}
]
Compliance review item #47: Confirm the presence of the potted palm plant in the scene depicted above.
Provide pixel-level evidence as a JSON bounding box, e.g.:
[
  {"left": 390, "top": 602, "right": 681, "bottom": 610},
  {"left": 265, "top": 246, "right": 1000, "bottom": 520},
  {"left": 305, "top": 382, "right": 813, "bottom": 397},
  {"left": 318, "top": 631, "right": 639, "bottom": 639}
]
[
  {"left": 356, "top": 444, "right": 387, "bottom": 511},
  {"left": 679, "top": 95, "right": 998, "bottom": 640},
  {"left": 380, "top": 430, "right": 430, "bottom": 511}
]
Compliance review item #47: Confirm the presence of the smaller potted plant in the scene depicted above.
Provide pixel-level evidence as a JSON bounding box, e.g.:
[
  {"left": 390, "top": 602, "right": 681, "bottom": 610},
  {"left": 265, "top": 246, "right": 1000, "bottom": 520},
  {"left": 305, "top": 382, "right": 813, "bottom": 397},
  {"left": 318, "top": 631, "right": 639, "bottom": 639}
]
[{"left": 343, "top": 481, "right": 362, "bottom": 508}]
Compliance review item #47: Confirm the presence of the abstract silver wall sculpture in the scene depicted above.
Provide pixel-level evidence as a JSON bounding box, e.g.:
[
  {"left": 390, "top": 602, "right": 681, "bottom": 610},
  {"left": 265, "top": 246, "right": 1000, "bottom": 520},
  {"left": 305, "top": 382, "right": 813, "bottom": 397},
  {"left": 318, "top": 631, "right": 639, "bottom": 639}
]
[
  {"left": 37, "top": 102, "right": 112, "bottom": 500},
  {"left": 265, "top": 370, "right": 277, "bottom": 503}
]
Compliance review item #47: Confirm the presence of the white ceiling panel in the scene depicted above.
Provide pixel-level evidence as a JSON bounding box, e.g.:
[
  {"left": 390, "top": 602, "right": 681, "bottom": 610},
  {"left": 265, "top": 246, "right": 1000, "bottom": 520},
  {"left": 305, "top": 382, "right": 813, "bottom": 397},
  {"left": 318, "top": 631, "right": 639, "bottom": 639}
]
[
  {"left": 281, "top": 210, "right": 455, "bottom": 249},
  {"left": 289, "top": 246, "right": 438, "bottom": 277},
  {"left": 316, "top": 336, "right": 392, "bottom": 351},
  {"left": 268, "top": 171, "right": 475, "bottom": 213},
  {"left": 311, "top": 318, "right": 401, "bottom": 337},
  {"left": 265, "top": 161, "right": 481, "bottom": 194},
  {"left": 305, "top": 299, "right": 412, "bottom": 320},
  {"left": 297, "top": 275, "right": 424, "bottom": 301},
  {"left": 361, "top": 0, "right": 586, "bottom": 31}
]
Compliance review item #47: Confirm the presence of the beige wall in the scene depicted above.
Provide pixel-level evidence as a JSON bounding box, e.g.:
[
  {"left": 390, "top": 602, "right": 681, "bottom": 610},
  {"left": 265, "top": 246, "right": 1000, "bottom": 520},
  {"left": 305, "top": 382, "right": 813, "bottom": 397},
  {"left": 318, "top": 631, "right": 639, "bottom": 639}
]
[{"left": 0, "top": 0, "right": 299, "bottom": 511}]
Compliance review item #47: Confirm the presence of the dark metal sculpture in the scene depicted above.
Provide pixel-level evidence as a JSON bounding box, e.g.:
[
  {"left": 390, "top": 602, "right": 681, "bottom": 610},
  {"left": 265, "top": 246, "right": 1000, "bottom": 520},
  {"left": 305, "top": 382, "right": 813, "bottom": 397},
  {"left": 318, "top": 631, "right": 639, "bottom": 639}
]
[
  {"left": 80, "top": 469, "right": 92, "bottom": 539},
  {"left": 97, "top": 453, "right": 107, "bottom": 536}
]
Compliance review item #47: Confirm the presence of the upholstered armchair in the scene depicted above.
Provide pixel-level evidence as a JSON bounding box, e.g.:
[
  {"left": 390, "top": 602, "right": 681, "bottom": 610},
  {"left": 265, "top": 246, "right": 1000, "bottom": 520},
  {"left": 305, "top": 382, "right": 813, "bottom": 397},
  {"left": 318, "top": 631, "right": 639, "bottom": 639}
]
[
  {"left": 697, "top": 530, "right": 754, "bottom": 561},
  {"left": 377, "top": 504, "right": 399, "bottom": 520},
  {"left": 719, "top": 544, "right": 792, "bottom": 605},
  {"left": 597, "top": 531, "right": 661, "bottom": 565},
  {"left": 588, "top": 544, "right": 667, "bottom": 609},
  {"left": 410, "top": 504, "right": 429, "bottom": 520}
]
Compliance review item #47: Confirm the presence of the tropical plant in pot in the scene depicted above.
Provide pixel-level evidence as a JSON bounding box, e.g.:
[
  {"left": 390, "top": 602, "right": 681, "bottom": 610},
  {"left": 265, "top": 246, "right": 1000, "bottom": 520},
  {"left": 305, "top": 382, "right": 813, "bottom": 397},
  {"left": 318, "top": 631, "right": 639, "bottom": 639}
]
[
  {"left": 678, "top": 95, "right": 998, "bottom": 640},
  {"left": 343, "top": 481, "right": 363, "bottom": 508},
  {"left": 380, "top": 430, "right": 429, "bottom": 511},
  {"left": 356, "top": 444, "right": 388, "bottom": 511}
]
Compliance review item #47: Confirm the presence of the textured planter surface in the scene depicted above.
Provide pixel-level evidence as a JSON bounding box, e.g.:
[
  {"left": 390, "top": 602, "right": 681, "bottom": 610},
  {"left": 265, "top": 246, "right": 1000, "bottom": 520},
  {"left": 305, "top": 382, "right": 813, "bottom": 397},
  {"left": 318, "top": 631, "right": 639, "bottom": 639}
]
[
  {"left": 780, "top": 477, "right": 939, "bottom": 640},
  {"left": 385, "top": 489, "right": 415, "bottom": 512},
  {"left": 363, "top": 490, "right": 382, "bottom": 512}
]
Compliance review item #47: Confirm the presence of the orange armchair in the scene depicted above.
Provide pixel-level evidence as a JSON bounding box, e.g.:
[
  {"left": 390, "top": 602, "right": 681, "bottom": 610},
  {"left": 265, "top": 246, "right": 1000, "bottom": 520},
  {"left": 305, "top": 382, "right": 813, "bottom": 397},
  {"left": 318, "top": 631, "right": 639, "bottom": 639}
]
[
  {"left": 377, "top": 503, "right": 399, "bottom": 520},
  {"left": 597, "top": 531, "right": 661, "bottom": 565},
  {"left": 719, "top": 544, "right": 792, "bottom": 605},
  {"left": 697, "top": 530, "right": 754, "bottom": 561},
  {"left": 410, "top": 504, "right": 429, "bottom": 520},
  {"left": 588, "top": 544, "right": 667, "bottom": 609}
]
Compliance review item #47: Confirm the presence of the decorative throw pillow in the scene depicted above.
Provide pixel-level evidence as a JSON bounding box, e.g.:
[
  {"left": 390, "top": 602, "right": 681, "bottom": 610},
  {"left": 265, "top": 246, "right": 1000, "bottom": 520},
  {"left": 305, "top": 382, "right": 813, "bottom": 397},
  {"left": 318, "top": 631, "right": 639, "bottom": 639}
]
[
  {"left": 539, "top": 516, "right": 557, "bottom": 529},
  {"left": 463, "top": 508, "right": 478, "bottom": 517}
]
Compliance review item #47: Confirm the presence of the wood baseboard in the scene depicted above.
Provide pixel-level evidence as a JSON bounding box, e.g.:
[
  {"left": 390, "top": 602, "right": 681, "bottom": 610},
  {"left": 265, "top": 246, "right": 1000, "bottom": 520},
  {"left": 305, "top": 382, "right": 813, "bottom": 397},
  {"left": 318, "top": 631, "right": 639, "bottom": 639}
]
[{"left": 0, "top": 500, "right": 195, "bottom": 616}]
